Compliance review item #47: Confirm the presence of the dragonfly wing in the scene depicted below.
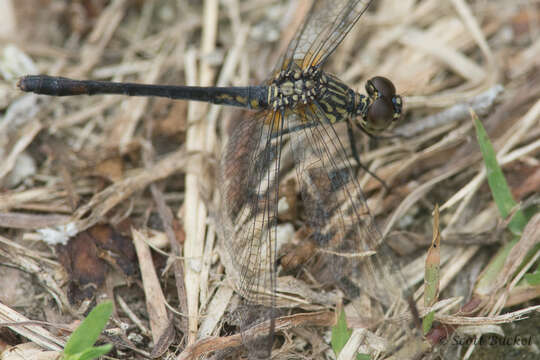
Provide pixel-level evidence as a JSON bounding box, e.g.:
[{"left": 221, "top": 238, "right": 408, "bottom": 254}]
[
  {"left": 218, "top": 109, "right": 286, "bottom": 358},
  {"left": 276, "top": 0, "right": 373, "bottom": 72},
  {"left": 218, "top": 105, "right": 408, "bottom": 357},
  {"left": 283, "top": 104, "right": 406, "bottom": 308}
]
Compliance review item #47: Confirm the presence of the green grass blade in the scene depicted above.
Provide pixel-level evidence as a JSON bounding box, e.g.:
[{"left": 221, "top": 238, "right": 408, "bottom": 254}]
[
  {"left": 472, "top": 111, "right": 527, "bottom": 234},
  {"left": 75, "top": 344, "right": 113, "bottom": 360},
  {"left": 524, "top": 262, "right": 540, "bottom": 286},
  {"left": 422, "top": 312, "right": 435, "bottom": 335},
  {"left": 63, "top": 301, "right": 113, "bottom": 356},
  {"left": 476, "top": 239, "right": 518, "bottom": 294},
  {"left": 331, "top": 309, "right": 352, "bottom": 357},
  {"left": 331, "top": 309, "right": 371, "bottom": 359},
  {"left": 423, "top": 205, "right": 441, "bottom": 334}
]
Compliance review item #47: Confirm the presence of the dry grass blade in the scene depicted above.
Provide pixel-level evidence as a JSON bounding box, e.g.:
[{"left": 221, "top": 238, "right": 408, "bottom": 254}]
[
  {"left": 182, "top": 0, "right": 219, "bottom": 345},
  {"left": 132, "top": 229, "right": 169, "bottom": 344},
  {"left": 178, "top": 311, "right": 335, "bottom": 360},
  {"left": 0, "top": 302, "right": 65, "bottom": 351}
]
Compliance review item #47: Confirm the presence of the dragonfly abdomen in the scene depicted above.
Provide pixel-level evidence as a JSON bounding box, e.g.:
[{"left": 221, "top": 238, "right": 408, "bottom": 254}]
[
  {"left": 17, "top": 75, "right": 270, "bottom": 110},
  {"left": 208, "top": 86, "right": 268, "bottom": 109}
]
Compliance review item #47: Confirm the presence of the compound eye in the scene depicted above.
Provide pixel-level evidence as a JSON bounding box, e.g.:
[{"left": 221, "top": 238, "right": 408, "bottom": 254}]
[
  {"left": 369, "top": 76, "right": 396, "bottom": 99},
  {"left": 366, "top": 97, "right": 394, "bottom": 133}
]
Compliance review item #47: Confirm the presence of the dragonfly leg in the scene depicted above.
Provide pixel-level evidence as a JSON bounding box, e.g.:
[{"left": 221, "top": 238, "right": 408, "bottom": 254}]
[{"left": 347, "top": 121, "right": 389, "bottom": 191}]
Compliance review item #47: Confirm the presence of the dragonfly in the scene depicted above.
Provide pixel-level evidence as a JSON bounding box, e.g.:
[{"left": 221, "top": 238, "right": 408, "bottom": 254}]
[{"left": 19, "top": 0, "right": 410, "bottom": 358}]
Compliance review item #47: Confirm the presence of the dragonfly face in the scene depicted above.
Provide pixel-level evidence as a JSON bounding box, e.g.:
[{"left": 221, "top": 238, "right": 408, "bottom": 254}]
[{"left": 356, "top": 76, "right": 403, "bottom": 134}]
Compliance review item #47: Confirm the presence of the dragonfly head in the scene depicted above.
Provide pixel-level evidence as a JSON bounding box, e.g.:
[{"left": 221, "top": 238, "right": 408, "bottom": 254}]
[{"left": 355, "top": 76, "right": 402, "bottom": 134}]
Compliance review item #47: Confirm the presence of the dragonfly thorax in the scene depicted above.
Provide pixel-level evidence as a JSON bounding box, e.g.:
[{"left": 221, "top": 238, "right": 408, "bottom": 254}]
[{"left": 268, "top": 68, "right": 328, "bottom": 110}]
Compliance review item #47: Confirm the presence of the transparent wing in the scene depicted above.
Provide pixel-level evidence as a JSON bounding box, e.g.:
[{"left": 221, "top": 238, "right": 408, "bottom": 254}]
[
  {"left": 285, "top": 104, "right": 407, "bottom": 307},
  {"left": 276, "top": 0, "right": 373, "bottom": 72},
  {"left": 218, "top": 105, "right": 408, "bottom": 357},
  {"left": 218, "top": 109, "right": 286, "bottom": 358}
]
